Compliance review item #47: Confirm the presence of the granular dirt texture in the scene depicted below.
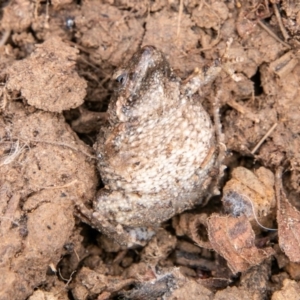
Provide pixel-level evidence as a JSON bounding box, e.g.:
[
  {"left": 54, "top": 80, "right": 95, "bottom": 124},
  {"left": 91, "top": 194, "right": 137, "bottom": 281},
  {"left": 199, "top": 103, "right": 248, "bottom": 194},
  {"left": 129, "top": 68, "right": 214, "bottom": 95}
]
[{"left": 1, "top": 1, "right": 300, "bottom": 300}]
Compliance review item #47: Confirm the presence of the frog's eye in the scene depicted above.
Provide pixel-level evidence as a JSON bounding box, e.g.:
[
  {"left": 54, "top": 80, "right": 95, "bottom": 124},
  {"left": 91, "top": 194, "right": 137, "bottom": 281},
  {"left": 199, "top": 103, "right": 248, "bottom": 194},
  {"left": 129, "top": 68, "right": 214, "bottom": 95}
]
[{"left": 114, "top": 70, "right": 128, "bottom": 86}]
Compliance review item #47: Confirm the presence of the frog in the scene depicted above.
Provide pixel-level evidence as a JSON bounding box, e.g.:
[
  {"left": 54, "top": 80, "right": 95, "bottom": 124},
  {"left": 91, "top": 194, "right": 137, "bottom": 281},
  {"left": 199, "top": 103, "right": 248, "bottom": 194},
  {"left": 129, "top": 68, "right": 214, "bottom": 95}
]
[{"left": 77, "top": 45, "right": 221, "bottom": 248}]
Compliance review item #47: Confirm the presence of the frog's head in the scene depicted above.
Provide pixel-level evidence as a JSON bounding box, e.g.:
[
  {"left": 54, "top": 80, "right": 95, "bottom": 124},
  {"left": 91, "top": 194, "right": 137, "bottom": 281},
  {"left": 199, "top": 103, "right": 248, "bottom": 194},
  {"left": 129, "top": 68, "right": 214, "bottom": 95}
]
[{"left": 109, "top": 46, "right": 178, "bottom": 123}]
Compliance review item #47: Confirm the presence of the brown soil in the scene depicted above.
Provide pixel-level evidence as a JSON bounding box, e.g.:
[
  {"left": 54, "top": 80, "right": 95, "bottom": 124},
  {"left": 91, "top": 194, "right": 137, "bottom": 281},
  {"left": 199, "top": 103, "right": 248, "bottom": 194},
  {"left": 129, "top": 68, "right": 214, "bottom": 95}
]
[{"left": 1, "top": 1, "right": 300, "bottom": 299}]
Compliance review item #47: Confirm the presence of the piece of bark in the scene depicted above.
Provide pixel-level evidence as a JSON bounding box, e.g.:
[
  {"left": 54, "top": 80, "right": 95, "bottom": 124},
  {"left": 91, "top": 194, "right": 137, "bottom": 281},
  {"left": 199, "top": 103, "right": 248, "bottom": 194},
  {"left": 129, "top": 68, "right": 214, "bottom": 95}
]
[
  {"left": 276, "top": 167, "right": 300, "bottom": 262},
  {"left": 172, "top": 213, "right": 212, "bottom": 249}
]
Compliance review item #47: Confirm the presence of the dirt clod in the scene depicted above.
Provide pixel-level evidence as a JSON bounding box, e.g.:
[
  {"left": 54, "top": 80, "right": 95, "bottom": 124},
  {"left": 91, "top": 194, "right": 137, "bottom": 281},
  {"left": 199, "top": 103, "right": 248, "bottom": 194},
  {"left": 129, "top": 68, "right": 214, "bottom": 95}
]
[{"left": 6, "top": 37, "right": 87, "bottom": 112}]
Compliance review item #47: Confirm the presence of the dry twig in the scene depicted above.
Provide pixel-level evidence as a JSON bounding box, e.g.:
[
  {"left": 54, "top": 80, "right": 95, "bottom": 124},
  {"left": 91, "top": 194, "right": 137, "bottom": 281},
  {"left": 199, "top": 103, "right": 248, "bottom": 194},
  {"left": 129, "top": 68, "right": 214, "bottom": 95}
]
[
  {"left": 227, "top": 99, "right": 260, "bottom": 123},
  {"left": 251, "top": 123, "right": 278, "bottom": 154},
  {"left": 0, "top": 30, "right": 11, "bottom": 47},
  {"left": 272, "top": 3, "right": 290, "bottom": 41},
  {"left": 27, "top": 139, "right": 97, "bottom": 160},
  {"left": 176, "top": 0, "right": 184, "bottom": 39},
  {"left": 257, "top": 20, "right": 291, "bottom": 49}
]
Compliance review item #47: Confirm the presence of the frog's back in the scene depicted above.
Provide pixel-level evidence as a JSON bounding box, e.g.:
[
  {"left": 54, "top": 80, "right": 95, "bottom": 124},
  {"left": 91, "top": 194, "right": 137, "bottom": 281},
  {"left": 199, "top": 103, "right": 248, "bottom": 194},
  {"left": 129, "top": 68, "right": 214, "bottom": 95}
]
[{"left": 97, "top": 98, "right": 215, "bottom": 198}]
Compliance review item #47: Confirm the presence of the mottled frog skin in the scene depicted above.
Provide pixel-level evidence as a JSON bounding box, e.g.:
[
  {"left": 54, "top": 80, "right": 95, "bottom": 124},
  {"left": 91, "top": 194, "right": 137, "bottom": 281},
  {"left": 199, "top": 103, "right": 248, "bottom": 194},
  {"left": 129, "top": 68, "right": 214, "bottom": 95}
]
[{"left": 79, "top": 46, "right": 217, "bottom": 247}]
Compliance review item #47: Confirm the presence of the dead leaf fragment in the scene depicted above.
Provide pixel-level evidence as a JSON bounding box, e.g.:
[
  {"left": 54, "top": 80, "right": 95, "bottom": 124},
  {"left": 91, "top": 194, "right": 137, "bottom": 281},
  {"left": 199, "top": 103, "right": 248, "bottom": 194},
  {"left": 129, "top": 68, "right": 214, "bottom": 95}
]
[
  {"left": 207, "top": 214, "right": 274, "bottom": 273},
  {"left": 222, "top": 167, "right": 276, "bottom": 232}
]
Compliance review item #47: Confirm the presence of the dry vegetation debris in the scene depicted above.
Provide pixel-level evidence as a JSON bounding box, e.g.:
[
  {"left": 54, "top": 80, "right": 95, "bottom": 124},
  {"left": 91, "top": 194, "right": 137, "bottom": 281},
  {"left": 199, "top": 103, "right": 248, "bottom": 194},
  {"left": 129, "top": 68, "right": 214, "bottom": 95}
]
[{"left": 1, "top": 0, "right": 300, "bottom": 299}]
